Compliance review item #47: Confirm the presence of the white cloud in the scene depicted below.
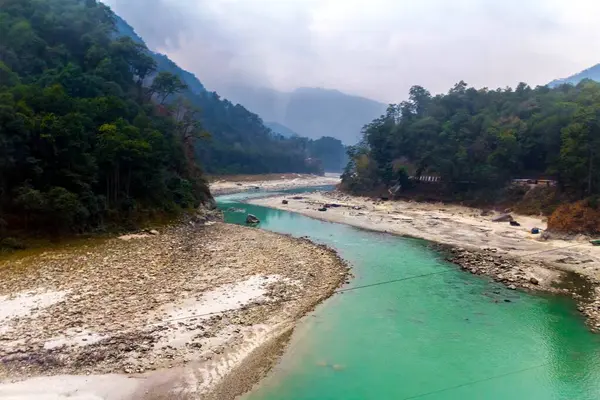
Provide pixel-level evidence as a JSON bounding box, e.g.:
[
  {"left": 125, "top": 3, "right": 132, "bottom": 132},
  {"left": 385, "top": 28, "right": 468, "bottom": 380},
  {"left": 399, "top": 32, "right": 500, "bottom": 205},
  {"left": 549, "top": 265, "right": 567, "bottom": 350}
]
[{"left": 104, "top": 0, "right": 600, "bottom": 103}]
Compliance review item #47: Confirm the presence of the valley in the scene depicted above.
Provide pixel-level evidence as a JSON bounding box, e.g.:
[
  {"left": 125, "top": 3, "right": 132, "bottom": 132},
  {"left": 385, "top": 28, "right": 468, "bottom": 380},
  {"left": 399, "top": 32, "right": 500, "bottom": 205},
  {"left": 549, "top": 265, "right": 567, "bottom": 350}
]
[{"left": 3, "top": 0, "right": 600, "bottom": 399}]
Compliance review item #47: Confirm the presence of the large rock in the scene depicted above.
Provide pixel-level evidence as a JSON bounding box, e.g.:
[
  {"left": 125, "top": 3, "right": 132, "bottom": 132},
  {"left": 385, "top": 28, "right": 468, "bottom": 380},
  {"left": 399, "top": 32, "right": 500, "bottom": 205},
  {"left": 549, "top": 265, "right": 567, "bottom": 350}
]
[
  {"left": 530, "top": 277, "right": 539, "bottom": 285},
  {"left": 492, "top": 214, "right": 513, "bottom": 222},
  {"left": 246, "top": 214, "right": 260, "bottom": 224}
]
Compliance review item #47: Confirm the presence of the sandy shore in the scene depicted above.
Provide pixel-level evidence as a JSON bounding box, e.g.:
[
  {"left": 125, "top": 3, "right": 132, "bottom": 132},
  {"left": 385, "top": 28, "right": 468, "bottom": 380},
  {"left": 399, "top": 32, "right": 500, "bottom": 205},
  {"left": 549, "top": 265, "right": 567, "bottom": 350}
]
[
  {"left": 0, "top": 222, "right": 348, "bottom": 399},
  {"left": 249, "top": 191, "right": 600, "bottom": 331},
  {"left": 209, "top": 173, "right": 340, "bottom": 195}
]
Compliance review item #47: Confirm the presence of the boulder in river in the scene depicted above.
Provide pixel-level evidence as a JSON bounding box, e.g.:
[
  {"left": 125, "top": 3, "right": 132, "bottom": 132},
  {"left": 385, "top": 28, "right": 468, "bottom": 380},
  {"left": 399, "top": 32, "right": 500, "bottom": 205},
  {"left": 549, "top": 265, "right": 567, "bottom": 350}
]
[
  {"left": 282, "top": 200, "right": 289, "bottom": 205},
  {"left": 318, "top": 207, "right": 328, "bottom": 212},
  {"left": 510, "top": 220, "right": 521, "bottom": 227},
  {"left": 246, "top": 214, "right": 260, "bottom": 224}
]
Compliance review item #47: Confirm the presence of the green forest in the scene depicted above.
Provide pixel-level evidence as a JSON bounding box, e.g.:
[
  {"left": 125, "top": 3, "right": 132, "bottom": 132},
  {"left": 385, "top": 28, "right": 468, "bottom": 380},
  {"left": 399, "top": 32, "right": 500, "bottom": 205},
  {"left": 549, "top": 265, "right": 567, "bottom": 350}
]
[
  {"left": 0, "top": 0, "right": 214, "bottom": 235},
  {"left": 341, "top": 81, "right": 600, "bottom": 232},
  {"left": 343, "top": 81, "right": 600, "bottom": 196},
  {"left": 0, "top": 0, "right": 345, "bottom": 240}
]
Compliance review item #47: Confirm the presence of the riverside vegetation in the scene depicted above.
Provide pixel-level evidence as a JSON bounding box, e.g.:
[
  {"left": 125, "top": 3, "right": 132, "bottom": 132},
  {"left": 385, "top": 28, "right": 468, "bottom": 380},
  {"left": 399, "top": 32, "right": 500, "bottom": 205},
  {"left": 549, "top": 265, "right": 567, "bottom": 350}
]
[
  {"left": 0, "top": 0, "right": 213, "bottom": 238},
  {"left": 0, "top": 0, "right": 345, "bottom": 244},
  {"left": 341, "top": 82, "right": 600, "bottom": 234}
]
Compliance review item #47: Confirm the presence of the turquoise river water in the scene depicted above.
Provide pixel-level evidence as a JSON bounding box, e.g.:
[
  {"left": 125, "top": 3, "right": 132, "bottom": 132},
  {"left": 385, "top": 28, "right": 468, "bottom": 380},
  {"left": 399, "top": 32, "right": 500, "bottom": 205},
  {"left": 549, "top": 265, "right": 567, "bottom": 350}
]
[{"left": 218, "top": 188, "right": 600, "bottom": 400}]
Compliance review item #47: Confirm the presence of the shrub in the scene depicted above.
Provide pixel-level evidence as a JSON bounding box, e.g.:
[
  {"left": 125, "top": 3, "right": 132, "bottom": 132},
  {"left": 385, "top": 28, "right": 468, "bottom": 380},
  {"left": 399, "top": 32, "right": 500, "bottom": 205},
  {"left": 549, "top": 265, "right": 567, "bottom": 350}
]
[
  {"left": 548, "top": 200, "right": 600, "bottom": 235},
  {"left": 514, "top": 186, "right": 561, "bottom": 216},
  {"left": 1, "top": 237, "right": 26, "bottom": 250}
]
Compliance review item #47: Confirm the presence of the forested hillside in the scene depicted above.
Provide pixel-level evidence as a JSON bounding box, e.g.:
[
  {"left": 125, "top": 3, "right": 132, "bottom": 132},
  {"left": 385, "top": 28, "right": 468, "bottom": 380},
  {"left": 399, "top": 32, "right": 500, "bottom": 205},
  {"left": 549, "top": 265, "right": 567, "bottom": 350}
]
[
  {"left": 0, "top": 0, "right": 213, "bottom": 235},
  {"left": 342, "top": 80, "right": 600, "bottom": 227},
  {"left": 114, "top": 16, "right": 325, "bottom": 175}
]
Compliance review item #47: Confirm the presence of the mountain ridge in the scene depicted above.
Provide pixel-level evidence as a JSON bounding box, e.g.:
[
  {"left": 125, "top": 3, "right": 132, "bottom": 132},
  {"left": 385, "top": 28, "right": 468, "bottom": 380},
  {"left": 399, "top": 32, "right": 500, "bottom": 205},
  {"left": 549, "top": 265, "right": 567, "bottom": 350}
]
[
  {"left": 113, "top": 15, "right": 348, "bottom": 173},
  {"left": 220, "top": 85, "right": 387, "bottom": 144},
  {"left": 548, "top": 63, "right": 600, "bottom": 87}
]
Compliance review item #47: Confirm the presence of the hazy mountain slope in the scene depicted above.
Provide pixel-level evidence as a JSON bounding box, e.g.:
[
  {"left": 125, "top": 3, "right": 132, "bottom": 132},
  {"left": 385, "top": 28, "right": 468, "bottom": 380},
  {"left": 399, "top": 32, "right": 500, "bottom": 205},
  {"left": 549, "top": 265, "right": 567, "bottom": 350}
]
[
  {"left": 548, "top": 64, "right": 600, "bottom": 87},
  {"left": 152, "top": 53, "right": 206, "bottom": 94},
  {"left": 265, "top": 122, "right": 299, "bottom": 138},
  {"left": 221, "top": 86, "right": 387, "bottom": 144},
  {"left": 113, "top": 15, "right": 321, "bottom": 174}
]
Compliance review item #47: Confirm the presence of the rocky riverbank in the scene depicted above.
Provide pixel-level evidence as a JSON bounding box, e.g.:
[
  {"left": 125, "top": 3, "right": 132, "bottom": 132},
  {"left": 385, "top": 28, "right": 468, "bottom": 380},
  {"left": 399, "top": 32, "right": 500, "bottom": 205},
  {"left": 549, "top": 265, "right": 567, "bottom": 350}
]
[
  {"left": 442, "top": 246, "right": 600, "bottom": 332},
  {"left": 0, "top": 219, "right": 348, "bottom": 399},
  {"left": 248, "top": 191, "right": 600, "bottom": 333},
  {"left": 209, "top": 173, "right": 340, "bottom": 195}
]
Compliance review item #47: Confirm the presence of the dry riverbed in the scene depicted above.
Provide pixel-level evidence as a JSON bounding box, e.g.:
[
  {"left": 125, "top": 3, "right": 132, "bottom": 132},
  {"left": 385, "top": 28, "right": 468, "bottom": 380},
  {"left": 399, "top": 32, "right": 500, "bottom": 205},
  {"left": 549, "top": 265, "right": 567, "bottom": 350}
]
[
  {"left": 0, "top": 222, "right": 348, "bottom": 399},
  {"left": 250, "top": 191, "right": 600, "bottom": 332},
  {"left": 209, "top": 173, "right": 340, "bottom": 195}
]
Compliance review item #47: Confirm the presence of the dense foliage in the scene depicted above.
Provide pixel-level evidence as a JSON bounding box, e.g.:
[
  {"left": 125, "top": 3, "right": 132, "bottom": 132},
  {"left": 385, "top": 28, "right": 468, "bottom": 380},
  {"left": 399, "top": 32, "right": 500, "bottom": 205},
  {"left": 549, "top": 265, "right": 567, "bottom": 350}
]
[
  {"left": 0, "top": 0, "right": 212, "bottom": 234},
  {"left": 342, "top": 80, "right": 600, "bottom": 201},
  {"left": 305, "top": 136, "right": 347, "bottom": 172},
  {"left": 114, "top": 16, "right": 325, "bottom": 175}
]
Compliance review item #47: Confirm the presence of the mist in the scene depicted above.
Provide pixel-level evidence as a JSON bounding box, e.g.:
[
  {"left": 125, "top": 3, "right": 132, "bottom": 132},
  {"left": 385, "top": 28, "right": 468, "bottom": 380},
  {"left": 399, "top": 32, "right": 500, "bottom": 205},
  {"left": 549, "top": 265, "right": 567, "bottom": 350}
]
[{"left": 104, "top": 0, "right": 600, "bottom": 103}]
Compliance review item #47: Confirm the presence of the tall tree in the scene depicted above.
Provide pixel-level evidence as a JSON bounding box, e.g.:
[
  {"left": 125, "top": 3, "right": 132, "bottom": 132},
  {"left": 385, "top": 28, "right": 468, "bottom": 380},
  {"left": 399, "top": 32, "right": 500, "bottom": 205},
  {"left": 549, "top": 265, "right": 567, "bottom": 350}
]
[{"left": 149, "top": 71, "right": 187, "bottom": 104}]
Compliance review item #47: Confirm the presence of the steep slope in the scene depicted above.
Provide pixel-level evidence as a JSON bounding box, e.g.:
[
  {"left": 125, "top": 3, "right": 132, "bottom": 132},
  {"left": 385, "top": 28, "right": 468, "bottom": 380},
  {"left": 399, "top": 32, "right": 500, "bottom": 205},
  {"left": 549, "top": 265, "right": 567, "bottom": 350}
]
[
  {"left": 113, "top": 16, "right": 321, "bottom": 175},
  {"left": 0, "top": 0, "right": 212, "bottom": 235},
  {"left": 265, "top": 121, "right": 299, "bottom": 138},
  {"left": 548, "top": 64, "right": 600, "bottom": 87},
  {"left": 221, "top": 86, "right": 388, "bottom": 144}
]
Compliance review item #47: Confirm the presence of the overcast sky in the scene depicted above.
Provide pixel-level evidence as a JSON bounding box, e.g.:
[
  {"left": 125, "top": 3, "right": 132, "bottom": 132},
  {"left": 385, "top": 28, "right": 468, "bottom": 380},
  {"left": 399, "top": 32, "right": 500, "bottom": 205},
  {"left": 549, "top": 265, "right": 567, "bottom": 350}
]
[{"left": 104, "top": 0, "right": 600, "bottom": 103}]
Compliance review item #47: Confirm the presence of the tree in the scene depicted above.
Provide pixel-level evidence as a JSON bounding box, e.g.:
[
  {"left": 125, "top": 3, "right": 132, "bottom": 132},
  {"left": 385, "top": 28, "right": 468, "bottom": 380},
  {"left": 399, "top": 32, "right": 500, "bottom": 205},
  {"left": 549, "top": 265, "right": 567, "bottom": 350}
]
[
  {"left": 149, "top": 71, "right": 187, "bottom": 104},
  {"left": 560, "top": 107, "right": 600, "bottom": 196}
]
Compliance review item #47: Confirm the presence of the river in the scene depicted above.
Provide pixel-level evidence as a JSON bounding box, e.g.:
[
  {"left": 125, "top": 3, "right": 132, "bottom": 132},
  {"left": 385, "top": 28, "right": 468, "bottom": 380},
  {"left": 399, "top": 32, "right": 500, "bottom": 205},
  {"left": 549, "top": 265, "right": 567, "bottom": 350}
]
[{"left": 218, "top": 189, "right": 600, "bottom": 400}]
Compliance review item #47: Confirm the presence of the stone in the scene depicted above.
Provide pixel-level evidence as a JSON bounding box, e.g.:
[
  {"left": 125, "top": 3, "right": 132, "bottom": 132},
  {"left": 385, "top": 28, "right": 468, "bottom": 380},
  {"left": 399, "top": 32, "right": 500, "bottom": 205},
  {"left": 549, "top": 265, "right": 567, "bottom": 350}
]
[
  {"left": 246, "top": 214, "right": 260, "bottom": 224},
  {"left": 282, "top": 200, "right": 289, "bottom": 205},
  {"left": 492, "top": 214, "right": 513, "bottom": 223},
  {"left": 149, "top": 230, "right": 159, "bottom": 235},
  {"left": 508, "top": 284, "right": 517, "bottom": 290},
  {"left": 529, "top": 277, "right": 539, "bottom": 285}
]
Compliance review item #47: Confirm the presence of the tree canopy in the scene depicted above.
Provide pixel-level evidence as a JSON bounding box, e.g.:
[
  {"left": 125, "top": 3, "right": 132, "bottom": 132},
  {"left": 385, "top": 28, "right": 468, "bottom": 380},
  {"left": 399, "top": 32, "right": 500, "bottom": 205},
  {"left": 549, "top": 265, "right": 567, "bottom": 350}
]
[
  {"left": 342, "top": 80, "right": 600, "bottom": 200},
  {"left": 0, "top": 0, "right": 212, "bottom": 234}
]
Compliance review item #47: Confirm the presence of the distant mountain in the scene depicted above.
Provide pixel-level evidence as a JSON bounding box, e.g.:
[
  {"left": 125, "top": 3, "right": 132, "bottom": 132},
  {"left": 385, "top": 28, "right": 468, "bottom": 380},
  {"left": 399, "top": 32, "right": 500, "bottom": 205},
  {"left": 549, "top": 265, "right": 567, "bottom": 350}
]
[
  {"left": 548, "top": 64, "right": 600, "bottom": 87},
  {"left": 220, "top": 86, "right": 387, "bottom": 144},
  {"left": 114, "top": 15, "right": 322, "bottom": 175},
  {"left": 265, "top": 122, "right": 299, "bottom": 138}
]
